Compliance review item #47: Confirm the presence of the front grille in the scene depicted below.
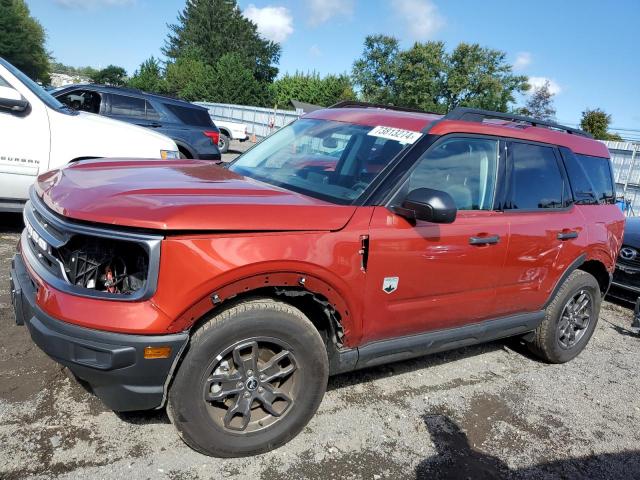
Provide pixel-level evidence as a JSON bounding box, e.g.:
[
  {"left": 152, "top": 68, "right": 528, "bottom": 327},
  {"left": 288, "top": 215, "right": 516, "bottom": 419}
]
[{"left": 617, "top": 245, "right": 640, "bottom": 268}]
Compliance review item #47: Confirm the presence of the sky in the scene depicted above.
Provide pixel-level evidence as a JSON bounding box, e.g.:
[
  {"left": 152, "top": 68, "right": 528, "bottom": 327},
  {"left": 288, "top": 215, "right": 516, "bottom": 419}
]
[{"left": 26, "top": 0, "right": 640, "bottom": 137}]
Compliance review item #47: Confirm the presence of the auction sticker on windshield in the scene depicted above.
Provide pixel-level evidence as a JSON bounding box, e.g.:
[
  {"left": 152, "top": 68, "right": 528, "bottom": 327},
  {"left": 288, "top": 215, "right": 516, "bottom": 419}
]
[{"left": 367, "top": 126, "right": 422, "bottom": 144}]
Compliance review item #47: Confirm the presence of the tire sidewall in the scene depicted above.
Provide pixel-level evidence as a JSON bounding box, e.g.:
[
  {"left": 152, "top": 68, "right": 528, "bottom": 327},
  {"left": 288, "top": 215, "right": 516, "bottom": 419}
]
[
  {"left": 218, "top": 134, "right": 229, "bottom": 153},
  {"left": 544, "top": 271, "right": 601, "bottom": 363},
  {"left": 169, "top": 303, "right": 328, "bottom": 457}
]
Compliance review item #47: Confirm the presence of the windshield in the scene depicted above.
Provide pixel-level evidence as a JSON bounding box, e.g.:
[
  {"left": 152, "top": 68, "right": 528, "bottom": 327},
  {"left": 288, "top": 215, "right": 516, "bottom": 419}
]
[
  {"left": 0, "top": 58, "right": 68, "bottom": 111},
  {"left": 229, "top": 119, "right": 417, "bottom": 204}
]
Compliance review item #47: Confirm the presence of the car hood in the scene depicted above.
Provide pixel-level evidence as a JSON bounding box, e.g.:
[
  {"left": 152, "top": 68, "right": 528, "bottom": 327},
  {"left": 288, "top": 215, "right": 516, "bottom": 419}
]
[{"left": 35, "top": 159, "right": 356, "bottom": 231}]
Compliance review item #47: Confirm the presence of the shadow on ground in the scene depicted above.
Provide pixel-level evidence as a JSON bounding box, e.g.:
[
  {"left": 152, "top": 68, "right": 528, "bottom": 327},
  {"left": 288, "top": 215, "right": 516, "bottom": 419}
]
[{"left": 416, "top": 413, "right": 640, "bottom": 479}]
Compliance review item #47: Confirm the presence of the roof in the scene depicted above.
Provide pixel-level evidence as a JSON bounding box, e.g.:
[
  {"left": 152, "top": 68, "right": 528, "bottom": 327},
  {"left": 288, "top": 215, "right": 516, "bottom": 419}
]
[{"left": 306, "top": 106, "right": 609, "bottom": 158}]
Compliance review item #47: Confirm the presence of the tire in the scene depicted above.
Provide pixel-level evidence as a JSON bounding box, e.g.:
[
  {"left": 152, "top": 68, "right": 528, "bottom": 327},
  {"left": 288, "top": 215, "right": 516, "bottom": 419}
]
[
  {"left": 218, "top": 134, "right": 230, "bottom": 154},
  {"left": 527, "top": 270, "right": 601, "bottom": 363},
  {"left": 178, "top": 150, "right": 188, "bottom": 159},
  {"left": 167, "top": 298, "right": 328, "bottom": 457}
]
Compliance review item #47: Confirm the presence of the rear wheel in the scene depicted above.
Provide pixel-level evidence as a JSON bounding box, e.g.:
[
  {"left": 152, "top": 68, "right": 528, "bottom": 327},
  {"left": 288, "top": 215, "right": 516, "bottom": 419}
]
[
  {"left": 527, "top": 270, "right": 601, "bottom": 363},
  {"left": 167, "top": 298, "right": 328, "bottom": 457},
  {"left": 218, "top": 134, "right": 230, "bottom": 153}
]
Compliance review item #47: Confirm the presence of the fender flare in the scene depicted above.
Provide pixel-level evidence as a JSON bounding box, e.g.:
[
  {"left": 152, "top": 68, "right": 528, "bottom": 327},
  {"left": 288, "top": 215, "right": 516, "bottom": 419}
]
[{"left": 168, "top": 271, "right": 359, "bottom": 347}]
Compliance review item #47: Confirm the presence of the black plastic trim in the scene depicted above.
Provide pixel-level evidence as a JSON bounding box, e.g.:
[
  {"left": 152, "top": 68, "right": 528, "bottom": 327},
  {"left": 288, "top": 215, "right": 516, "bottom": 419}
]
[
  {"left": 332, "top": 311, "right": 544, "bottom": 372},
  {"left": 11, "top": 253, "right": 188, "bottom": 411},
  {"left": 543, "top": 254, "right": 587, "bottom": 308}
]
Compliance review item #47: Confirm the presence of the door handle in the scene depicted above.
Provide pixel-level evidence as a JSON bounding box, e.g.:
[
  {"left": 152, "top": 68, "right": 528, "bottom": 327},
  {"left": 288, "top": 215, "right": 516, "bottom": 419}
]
[
  {"left": 557, "top": 231, "right": 579, "bottom": 240},
  {"left": 469, "top": 235, "right": 500, "bottom": 246}
]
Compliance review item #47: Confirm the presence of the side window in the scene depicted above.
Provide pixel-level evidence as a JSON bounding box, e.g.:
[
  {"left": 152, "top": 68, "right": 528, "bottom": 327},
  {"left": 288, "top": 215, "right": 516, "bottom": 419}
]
[
  {"left": 577, "top": 154, "right": 615, "bottom": 204},
  {"left": 57, "top": 89, "right": 101, "bottom": 113},
  {"left": 407, "top": 137, "right": 498, "bottom": 211},
  {"left": 0, "top": 75, "right": 11, "bottom": 87},
  {"left": 145, "top": 101, "right": 161, "bottom": 120},
  {"left": 110, "top": 94, "right": 146, "bottom": 117},
  {"left": 506, "top": 143, "right": 567, "bottom": 210}
]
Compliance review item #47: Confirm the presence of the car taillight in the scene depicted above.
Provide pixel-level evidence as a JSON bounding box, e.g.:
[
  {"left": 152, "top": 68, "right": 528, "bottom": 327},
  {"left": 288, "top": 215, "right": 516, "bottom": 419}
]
[{"left": 204, "top": 130, "right": 220, "bottom": 146}]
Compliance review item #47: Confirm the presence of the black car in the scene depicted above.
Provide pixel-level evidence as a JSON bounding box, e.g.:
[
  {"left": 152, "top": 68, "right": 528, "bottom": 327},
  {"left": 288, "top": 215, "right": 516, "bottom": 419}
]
[
  {"left": 53, "top": 85, "right": 221, "bottom": 160},
  {"left": 609, "top": 216, "right": 640, "bottom": 303}
]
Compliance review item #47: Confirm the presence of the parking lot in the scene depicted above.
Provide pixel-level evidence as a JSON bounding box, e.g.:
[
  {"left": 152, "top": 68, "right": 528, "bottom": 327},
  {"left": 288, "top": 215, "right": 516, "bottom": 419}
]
[{"left": 0, "top": 142, "right": 638, "bottom": 479}]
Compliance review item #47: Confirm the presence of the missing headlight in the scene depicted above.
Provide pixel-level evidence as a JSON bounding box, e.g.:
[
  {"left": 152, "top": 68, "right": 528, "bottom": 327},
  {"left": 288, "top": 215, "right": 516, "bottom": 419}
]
[{"left": 57, "top": 236, "right": 148, "bottom": 295}]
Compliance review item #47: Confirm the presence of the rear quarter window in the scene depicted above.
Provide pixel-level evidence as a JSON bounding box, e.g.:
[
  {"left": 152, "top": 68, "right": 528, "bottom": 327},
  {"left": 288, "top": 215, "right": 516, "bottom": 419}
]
[
  {"left": 562, "top": 150, "right": 615, "bottom": 204},
  {"left": 163, "top": 103, "right": 213, "bottom": 127}
]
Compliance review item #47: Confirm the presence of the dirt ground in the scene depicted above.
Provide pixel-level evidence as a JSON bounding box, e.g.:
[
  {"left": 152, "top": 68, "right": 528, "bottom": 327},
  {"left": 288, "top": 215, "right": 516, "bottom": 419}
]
[{"left": 1, "top": 150, "right": 639, "bottom": 479}]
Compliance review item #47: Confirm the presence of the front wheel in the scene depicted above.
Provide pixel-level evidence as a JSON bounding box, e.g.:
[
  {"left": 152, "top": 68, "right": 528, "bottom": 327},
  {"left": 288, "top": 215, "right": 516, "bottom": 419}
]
[
  {"left": 167, "top": 298, "right": 328, "bottom": 457},
  {"left": 527, "top": 270, "right": 601, "bottom": 363}
]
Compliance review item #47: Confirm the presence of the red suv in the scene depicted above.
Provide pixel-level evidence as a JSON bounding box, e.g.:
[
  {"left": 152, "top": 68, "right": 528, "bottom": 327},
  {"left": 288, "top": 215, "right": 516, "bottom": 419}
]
[{"left": 10, "top": 103, "right": 624, "bottom": 457}]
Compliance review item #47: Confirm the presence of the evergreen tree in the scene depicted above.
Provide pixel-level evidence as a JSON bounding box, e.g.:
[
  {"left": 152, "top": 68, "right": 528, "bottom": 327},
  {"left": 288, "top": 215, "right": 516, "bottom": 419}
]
[
  {"left": 128, "top": 57, "right": 166, "bottom": 93},
  {"left": 580, "top": 108, "right": 623, "bottom": 141},
  {"left": 0, "top": 0, "right": 49, "bottom": 82},
  {"left": 163, "top": 0, "right": 280, "bottom": 84},
  {"left": 270, "top": 71, "right": 355, "bottom": 107}
]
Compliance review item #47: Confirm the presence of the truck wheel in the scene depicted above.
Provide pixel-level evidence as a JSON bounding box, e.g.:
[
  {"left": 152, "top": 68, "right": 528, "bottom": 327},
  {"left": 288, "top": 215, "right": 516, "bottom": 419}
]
[
  {"left": 167, "top": 298, "right": 328, "bottom": 457},
  {"left": 218, "top": 134, "right": 230, "bottom": 153},
  {"left": 527, "top": 270, "right": 601, "bottom": 363}
]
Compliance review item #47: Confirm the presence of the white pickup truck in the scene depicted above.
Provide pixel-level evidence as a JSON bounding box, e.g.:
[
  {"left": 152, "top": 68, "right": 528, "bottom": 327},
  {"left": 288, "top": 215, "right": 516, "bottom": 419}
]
[
  {"left": 212, "top": 119, "right": 248, "bottom": 153},
  {"left": 0, "top": 58, "right": 179, "bottom": 212}
]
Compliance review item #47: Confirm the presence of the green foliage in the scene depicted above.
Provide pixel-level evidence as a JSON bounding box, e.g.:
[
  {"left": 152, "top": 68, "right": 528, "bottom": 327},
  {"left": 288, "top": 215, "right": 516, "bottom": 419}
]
[
  {"left": 270, "top": 71, "right": 356, "bottom": 107},
  {"left": 128, "top": 57, "right": 167, "bottom": 93},
  {"left": 164, "top": 0, "right": 280, "bottom": 85},
  {"left": 0, "top": 0, "right": 49, "bottom": 83},
  {"left": 352, "top": 35, "right": 529, "bottom": 113},
  {"left": 165, "top": 50, "right": 216, "bottom": 101},
  {"left": 580, "top": 108, "right": 623, "bottom": 141},
  {"left": 90, "top": 65, "right": 127, "bottom": 86},
  {"left": 518, "top": 80, "right": 556, "bottom": 120},
  {"left": 351, "top": 34, "right": 400, "bottom": 104},
  {"left": 207, "top": 53, "right": 270, "bottom": 105}
]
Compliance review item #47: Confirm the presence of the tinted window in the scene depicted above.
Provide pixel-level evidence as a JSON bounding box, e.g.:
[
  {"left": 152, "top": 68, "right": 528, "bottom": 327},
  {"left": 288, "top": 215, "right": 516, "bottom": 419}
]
[
  {"left": 507, "top": 143, "right": 566, "bottom": 209},
  {"left": 408, "top": 137, "right": 498, "bottom": 210},
  {"left": 110, "top": 94, "right": 146, "bottom": 117},
  {"left": 577, "top": 154, "right": 615, "bottom": 203},
  {"left": 57, "top": 89, "right": 101, "bottom": 113},
  {"left": 164, "top": 103, "right": 213, "bottom": 127},
  {"left": 0, "top": 75, "right": 10, "bottom": 87}
]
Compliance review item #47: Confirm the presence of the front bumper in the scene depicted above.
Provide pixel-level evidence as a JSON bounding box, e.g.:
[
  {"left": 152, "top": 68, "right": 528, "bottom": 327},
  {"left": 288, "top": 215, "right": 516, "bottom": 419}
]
[{"left": 10, "top": 253, "right": 189, "bottom": 412}]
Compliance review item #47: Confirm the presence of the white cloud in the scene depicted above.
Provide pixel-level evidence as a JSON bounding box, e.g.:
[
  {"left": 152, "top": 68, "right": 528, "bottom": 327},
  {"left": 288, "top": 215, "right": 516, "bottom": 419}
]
[
  {"left": 513, "top": 52, "right": 532, "bottom": 71},
  {"left": 54, "top": 0, "right": 134, "bottom": 8},
  {"left": 308, "top": 0, "right": 354, "bottom": 25},
  {"left": 528, "top": 76, "right": 562, "bottom": 95},
  {"left": 391, "top": 0, "right": 445, "bottom": 40},
  {"left": 243, "top": 5, "right": 294, "bottom": 43},
  {"left": 309, "top": 45, "right": 322, "bottom": 58}
]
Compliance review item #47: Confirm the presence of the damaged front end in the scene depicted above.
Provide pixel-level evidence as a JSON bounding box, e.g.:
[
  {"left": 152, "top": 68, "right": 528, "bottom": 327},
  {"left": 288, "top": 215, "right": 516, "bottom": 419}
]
[{"left": 22, "top": 189, "right": 161, "bottom": 301}]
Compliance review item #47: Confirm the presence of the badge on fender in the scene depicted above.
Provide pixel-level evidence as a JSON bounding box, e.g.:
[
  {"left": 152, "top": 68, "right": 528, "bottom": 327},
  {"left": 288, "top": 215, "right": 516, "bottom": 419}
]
[{"left": 382, "top": 277, "right": 399, "bottom": 294}]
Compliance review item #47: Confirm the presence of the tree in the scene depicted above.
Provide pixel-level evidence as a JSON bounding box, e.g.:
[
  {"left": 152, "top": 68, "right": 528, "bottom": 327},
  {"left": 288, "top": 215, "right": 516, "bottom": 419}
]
[
  {"left": 128, "top": 57, "right": 166, "bottom": 93},
  {"left": 207, "top": 53, "right": 270, "bottom": 105},
  {"left": 351, "top": 37, "right": 529, "bottom": 113},
  {"left": 164, "top": 0, "right": 280, "bottom": 85},
  {"left": 351, "top": 35, "right": 400, "bottom": 104},
  {"left": 0, "top": 0, "right": 49, "bottom": 82},
  {"left": 165, "top": 50, "right": 217, "bottom": 101},
  {"left": 580, "top": 108, "right": 623, "bottom": 141},
  {"left": 519, "top": 80, "right": 556, "bottom": 120},
  {"left": 270, "top": 71, "right": 356, "bottom": 107},
  {"left": 91, "top": 65, "right": 127, "bottom": 86}
]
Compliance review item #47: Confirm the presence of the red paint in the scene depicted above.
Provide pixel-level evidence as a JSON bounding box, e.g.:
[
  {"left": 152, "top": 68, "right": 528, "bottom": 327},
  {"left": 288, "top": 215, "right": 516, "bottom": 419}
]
[{"left": 24, "top": 107, "right": 624, "bottom": 349}]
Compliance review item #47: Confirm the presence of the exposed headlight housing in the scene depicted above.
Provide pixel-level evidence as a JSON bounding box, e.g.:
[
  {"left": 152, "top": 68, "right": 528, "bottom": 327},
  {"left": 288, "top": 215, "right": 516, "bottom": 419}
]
[{"left": 160, "top": 149, "right": 180, "bottom": 159}]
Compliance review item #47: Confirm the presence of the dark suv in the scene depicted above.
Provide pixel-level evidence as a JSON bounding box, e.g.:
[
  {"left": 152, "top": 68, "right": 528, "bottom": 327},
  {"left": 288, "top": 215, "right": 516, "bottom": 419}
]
[
  {"left": 53, "top": 85, "right": 221, "bottom": 160},
  {"left": 11, "top": 102, "right": 624, "bottom": 457}
]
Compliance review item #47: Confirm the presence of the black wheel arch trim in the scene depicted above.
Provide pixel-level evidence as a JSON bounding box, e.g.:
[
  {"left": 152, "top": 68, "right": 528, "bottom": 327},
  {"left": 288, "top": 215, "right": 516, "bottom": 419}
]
[{"left": 542, "top": 254, "right": 588, "bottom": 309}]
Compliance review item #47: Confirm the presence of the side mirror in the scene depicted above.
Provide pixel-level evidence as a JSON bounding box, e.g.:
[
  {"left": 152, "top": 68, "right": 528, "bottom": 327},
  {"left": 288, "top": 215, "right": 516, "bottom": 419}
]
[
  {"left": 395, "top": 188, "right": 457, "bottom": 223},
  {"left": 0, "top": 85, "right": 29, "bottom": 113}
]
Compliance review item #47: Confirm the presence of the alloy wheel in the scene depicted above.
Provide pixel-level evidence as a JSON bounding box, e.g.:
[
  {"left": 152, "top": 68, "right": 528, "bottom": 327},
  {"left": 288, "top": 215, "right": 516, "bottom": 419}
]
[{"left": 557, "top": 289, "right": 593, "bottom": 349}]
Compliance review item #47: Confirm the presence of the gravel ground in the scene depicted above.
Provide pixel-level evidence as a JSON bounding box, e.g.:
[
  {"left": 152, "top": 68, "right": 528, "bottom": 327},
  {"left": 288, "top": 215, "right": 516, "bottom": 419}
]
[{"left": 1, "top": 149, "right": 639, "bottom": 479}]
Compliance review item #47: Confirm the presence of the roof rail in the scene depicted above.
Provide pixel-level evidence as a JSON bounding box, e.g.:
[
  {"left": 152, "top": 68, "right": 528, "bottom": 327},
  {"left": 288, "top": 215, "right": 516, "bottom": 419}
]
[
  {"left": 444, "top": 107, "right": 592, "bottom": 138},
  {"left": 329, "top": 100, "right": 441, "bottom": 116}
]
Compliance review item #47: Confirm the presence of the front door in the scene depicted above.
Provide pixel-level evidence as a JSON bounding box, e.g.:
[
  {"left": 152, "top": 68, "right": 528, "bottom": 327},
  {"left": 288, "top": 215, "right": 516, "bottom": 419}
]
[{"left": 363, "top": 135, "right": 509, "bottom": 343}]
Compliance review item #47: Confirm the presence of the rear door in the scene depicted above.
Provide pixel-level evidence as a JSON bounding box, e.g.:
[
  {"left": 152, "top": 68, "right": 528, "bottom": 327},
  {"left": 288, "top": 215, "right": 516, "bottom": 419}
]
[
  {"left": 106, "top": 92, "right": 160, "bottom": 128},
  {"left": 492, "top": 140, "right": 587, "bottom": 317},
  {"left": 363, "top": 135, "right": 509, "bottom": 343}
]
